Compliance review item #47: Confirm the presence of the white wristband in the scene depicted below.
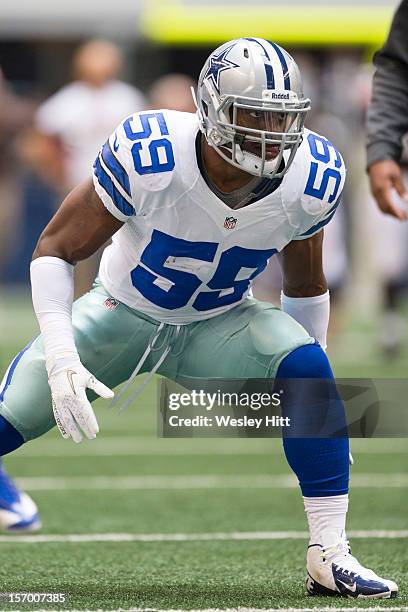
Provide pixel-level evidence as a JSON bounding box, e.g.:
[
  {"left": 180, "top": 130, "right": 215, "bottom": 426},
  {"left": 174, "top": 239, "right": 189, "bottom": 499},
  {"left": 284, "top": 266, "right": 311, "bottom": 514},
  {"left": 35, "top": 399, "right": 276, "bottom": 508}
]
[
  {"left": 281, "top": 290, "right": 330, "bottom": 350},
  {"left": 30, "top": 256, "right": 80, "bottom": 376}
]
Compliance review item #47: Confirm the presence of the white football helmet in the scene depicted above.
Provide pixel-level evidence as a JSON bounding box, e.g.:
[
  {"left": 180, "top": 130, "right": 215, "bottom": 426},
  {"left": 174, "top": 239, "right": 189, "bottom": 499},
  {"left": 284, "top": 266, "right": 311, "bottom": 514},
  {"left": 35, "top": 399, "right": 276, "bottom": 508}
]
[{"left": 194, "top": 37, "right": 311, "bottom": 179}]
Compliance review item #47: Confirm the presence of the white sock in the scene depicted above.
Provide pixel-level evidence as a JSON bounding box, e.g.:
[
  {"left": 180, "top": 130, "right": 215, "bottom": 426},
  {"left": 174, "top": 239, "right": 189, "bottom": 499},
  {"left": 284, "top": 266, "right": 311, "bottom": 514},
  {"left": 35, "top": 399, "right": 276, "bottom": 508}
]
[{"left": 304, "top": 494, "right": 349, "bottom": 545}]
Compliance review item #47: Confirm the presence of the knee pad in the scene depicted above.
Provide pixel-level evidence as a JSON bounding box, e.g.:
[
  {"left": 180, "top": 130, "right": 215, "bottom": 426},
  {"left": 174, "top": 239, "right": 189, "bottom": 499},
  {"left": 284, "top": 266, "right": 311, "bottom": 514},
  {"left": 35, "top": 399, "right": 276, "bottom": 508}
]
[
  {"left": 277, "top": 342, "right": 333, "bottom": 379},
  {"left": 277, "top": 343, "right": 347, "bottom": 439}
]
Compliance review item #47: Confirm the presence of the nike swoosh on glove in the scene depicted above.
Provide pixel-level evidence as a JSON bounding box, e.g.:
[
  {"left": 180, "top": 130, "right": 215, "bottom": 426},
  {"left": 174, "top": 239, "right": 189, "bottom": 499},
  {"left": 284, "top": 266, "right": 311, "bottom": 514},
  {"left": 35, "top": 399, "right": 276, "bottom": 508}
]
[{"left": 49, "top": 364, "right": 114, "bottom": 443}]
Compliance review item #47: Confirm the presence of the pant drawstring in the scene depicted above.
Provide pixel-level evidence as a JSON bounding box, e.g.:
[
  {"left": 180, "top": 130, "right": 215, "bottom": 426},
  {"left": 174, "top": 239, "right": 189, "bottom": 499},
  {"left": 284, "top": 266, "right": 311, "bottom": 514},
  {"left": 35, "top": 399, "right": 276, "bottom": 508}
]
[{"left": 111, "top": 323, "right": 184, "bottom": 413}]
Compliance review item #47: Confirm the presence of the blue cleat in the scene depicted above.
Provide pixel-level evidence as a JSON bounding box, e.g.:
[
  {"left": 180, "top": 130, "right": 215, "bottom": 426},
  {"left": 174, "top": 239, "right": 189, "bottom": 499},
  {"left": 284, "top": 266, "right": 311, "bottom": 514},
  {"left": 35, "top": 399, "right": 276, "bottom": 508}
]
[
  {"left": 0, "top": 463, "right": 41, "bottom": 532},
  {"left": 306, "top": 531, "right": 398, "bottom": 599}
]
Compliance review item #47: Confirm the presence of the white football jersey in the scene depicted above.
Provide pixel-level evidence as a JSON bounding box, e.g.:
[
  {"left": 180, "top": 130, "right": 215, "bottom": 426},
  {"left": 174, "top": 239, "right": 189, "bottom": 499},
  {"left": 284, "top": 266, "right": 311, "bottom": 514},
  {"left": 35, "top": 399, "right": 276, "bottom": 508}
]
[{"left": 93, "top": 110, "right": 346, "bottom": 324}]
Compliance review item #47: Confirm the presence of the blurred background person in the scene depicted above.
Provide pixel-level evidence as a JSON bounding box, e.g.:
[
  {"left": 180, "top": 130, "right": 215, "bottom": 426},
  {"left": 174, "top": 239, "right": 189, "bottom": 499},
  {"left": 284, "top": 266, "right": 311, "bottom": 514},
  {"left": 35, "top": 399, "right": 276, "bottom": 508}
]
[
  {"left": 0, "top": 66, "right": 35, "bottom": 279},
  {"left": 17, "top": 39, "right": 146, "bottom": 296},
  {"left": 364, "top": 142, "right": 408, "bottom": 358},
  {"left": 355, "top": 56, "right": 408, "bottom": 358},
  {"left": 365, "top": 0, "right": 408, "bottom": 355},
  {"left": 35, "top": 39, "right": 145, "bottom": 192},
  {"left": 148, "top": 73, "right": 196, "bottom": 113},
  {"left": 366, "top": 0, "right": 408, "bottom": 220}
]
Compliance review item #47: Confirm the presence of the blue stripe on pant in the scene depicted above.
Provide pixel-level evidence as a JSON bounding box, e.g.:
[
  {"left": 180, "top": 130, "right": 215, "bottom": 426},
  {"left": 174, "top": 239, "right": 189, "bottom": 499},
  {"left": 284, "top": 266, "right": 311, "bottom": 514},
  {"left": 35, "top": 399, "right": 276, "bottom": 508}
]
[
  {"left": 0, "top": 340, "right": 34, "bottom": 403},
  {"left": 0, "top": 341, "right": 33, "bottom": 455},
  {"left": 0, "top": 415, "right": 24, "bottom": 456}
]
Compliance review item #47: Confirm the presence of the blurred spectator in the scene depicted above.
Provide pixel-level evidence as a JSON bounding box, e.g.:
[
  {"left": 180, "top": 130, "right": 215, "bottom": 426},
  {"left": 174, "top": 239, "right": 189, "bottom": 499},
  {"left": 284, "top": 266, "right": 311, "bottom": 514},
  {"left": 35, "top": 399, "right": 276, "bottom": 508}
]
[
  {"left": 0, "top": 67, "right": 35, "bottom": 279},
  {"left": 366, "top": 0, "right": 408, "bottom": 220},
  {"left": 23, "top": 39, "right": 146, "bottom": 295},
  {"left": 364, "top": 153, "right": 408, "bottom": 358},
  {"left": 148, "top": 73, "right": 196, "bottom": 113},
  {"left": 355, "top": 63, "right": 408, "bottom": 358},
  {"left": 35, "top": 39, "right": 145, "bottom": 190}
]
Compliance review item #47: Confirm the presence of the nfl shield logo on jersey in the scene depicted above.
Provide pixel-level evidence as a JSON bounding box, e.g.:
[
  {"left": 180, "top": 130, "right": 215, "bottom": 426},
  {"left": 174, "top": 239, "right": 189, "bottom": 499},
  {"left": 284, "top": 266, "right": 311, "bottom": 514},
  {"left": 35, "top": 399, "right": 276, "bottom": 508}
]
[
  {"left": 224, "top": 216, "right": 237, "bottom": 230},
  {"left": 104, "top": 297, "right": 119, "bottom": 311}
]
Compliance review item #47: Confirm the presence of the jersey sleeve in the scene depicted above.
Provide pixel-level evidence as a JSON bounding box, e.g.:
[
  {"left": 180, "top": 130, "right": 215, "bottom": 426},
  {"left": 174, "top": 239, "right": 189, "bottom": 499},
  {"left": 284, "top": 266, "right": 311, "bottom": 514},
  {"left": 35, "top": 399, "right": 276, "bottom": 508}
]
[
  {"left": 93, "top": 117, "right": 137, "bottom": 222},
  {"left": 93, "top": 110, "right": 176, "bottom": 222},
  {"left": 293, "top": 132, "right": 346, "bottom": 240}
]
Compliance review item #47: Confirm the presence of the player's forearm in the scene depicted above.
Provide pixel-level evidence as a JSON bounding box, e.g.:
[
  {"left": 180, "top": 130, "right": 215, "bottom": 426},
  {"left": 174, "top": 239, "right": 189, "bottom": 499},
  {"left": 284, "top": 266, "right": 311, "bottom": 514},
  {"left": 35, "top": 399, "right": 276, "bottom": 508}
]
[
  {"left": 366, "top": 62, "right": 408, "bottom": 167},
  {"left": 281, "top": 290, "right": 330, "bottom": 351},
  {"left": 282, "top": 275, "right": 327, "bottom": 298},
  {"left": 30, "top": 256, "right": 80, "bottom": 376},
  {"left": 366, "top": 0, "right": 408, "bottom": 167},
  {"left": 279, "top": 233, "right": 329, "bottom": 348}
]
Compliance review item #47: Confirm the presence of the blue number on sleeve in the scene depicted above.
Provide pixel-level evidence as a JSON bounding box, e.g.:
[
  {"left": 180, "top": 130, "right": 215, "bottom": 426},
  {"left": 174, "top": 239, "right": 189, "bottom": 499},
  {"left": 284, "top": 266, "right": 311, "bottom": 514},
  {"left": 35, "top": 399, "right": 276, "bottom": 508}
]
[
  {"left": 304, "top": 134, "right": 342, "bottom": 203},
  {"left": 193, "top": 245, "right": 277, "bottom": 311},
  {"left": 123, "top": 112, "right": 175, "bottom": 175},
  {"left": 124, "top": 113, "right": 169, "bottom": 141},
  {"left": 131, "top": 230, "right": 217, "bottom": 310}
]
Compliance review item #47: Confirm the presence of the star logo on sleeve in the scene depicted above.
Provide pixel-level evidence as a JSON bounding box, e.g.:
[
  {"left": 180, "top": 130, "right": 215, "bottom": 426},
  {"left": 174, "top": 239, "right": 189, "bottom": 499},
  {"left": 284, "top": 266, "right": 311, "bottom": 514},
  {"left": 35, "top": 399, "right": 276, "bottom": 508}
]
[{"left": 203, "top": 44, "right": 239, "bottom": 93}]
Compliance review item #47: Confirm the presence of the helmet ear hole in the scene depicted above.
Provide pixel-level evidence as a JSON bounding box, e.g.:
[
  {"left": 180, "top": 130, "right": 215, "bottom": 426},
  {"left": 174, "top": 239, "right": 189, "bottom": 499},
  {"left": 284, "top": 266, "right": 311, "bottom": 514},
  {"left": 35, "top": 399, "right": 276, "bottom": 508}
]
[{"left": 202, "top": 101, "right": 209, "bottom": 116}]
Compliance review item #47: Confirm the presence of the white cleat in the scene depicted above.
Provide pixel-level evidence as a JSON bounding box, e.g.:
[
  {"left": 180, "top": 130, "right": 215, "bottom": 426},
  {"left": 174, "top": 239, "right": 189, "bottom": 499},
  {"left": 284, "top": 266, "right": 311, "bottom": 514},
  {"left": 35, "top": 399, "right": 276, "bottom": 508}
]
[
  {"left": 0, "top": 465, "right": 41, "bottom": 532},
  {"left": 306, "top": 531, "right": 398, "bottom": 599}
]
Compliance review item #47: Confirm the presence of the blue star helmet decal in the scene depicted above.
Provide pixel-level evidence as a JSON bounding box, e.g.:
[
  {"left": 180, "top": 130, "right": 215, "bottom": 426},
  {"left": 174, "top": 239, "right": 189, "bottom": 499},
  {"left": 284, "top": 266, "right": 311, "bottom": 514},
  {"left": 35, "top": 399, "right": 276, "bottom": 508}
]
[{"left": 203, "top": 44, "right": 239, "bottom": 93}]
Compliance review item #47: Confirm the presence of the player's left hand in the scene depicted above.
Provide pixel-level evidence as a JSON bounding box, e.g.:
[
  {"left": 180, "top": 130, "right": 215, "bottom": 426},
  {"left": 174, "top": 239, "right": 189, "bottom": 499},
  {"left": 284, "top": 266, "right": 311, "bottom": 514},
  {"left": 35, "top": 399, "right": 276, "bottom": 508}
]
[{"left": 49, "top": 364, "right": 114, "bottom": 443}]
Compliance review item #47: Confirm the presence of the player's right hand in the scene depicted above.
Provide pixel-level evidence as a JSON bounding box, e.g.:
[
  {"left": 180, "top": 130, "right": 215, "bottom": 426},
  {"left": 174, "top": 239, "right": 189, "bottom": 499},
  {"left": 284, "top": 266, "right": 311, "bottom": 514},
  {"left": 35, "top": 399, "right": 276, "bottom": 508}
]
[
  {"left": 368, "top": 159, "right": 408, "bottom": 220},
  {"left": 48, "top": 364, "right": 114, "bottom": 443}
]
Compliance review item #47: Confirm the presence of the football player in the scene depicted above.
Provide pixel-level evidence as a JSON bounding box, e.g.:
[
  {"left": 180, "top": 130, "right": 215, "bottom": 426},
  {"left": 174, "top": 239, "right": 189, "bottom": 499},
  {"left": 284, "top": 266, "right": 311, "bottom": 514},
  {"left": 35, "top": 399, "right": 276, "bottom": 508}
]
[{"left": 0, "top": 38, "right": 397, "bottom": 597}]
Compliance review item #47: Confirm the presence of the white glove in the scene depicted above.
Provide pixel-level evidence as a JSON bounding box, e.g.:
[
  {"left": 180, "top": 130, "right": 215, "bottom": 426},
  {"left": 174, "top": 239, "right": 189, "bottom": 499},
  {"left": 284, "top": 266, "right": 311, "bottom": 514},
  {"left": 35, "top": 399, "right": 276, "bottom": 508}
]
[{"left": 49, "top": 363, "right": 114, "bottom": 443}]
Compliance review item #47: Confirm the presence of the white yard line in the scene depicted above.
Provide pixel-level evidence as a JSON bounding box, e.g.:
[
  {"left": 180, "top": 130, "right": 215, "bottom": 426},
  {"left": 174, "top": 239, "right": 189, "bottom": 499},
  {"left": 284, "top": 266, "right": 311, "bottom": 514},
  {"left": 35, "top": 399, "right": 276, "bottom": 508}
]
[
  {"left": 15, "top": 473, "right": 408, "bottom": 491},
  {"left": 12, "top": 437, "right": 408, "bottom": 457},
  {"left": 1, "top": 529, "right": 407, "bottom": 544}
]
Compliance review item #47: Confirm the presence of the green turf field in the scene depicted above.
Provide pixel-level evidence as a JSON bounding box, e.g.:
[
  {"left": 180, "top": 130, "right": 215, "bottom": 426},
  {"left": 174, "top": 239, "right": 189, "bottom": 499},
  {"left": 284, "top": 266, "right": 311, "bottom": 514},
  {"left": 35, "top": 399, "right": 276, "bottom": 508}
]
[{"left": 0, "top": 292, "right": 407, "bottom": 611}]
